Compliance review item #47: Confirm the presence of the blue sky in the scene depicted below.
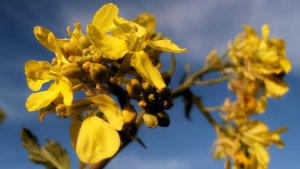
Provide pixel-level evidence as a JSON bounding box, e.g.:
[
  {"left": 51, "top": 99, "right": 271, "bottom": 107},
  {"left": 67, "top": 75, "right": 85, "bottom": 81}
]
[{"left": 1, "top": 0, "right": 300, "bottom": 168}]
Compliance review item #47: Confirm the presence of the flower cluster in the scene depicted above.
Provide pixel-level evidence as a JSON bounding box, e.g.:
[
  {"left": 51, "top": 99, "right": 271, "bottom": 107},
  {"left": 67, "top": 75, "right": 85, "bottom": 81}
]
[
  {"left": 211, "top": 25, "right": 291, "bottom": 169},
  {"left": 25, "top": 3, "right": 186, "bottom": 164}
]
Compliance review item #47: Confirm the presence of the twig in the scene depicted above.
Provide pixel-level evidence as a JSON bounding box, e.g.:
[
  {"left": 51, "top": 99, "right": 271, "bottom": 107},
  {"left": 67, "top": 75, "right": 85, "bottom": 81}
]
[
  {"left": 193, "top": 75, "right": 231, "bottom": 85},
  {"left": 172, "top": 63, "right": 232, "bottom": 98},
  {"left": 191, "top": 95, "right": 219, "bottom": 128}
]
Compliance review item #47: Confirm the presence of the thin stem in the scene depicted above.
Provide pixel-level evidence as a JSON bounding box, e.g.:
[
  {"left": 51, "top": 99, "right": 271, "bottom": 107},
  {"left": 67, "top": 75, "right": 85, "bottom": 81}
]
[
  {"left": 172, "top": 63, "right": 232, "bottom": 98},
  {"left": 191, "top": 95, "right": 219, "bottom": 128},
  {"left": 204, "top": 106, "right": 222, "bottom": 112},
  {"left": 193, "top": 75, "right": 231, "bottom": 85}
]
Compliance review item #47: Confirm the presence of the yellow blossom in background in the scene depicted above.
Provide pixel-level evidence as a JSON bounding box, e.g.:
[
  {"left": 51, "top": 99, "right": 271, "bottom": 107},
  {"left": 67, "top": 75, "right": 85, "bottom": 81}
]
[
  {"left": 229, "top": 24, "right": 291, "bottom": 98},
  {"left": 213, "top": 121, "right": 286, "bottom": 169}
]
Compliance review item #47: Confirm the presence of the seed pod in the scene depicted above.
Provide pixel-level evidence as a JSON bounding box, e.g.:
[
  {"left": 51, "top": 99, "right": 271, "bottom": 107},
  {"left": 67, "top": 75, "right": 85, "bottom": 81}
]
[
  {"left": 61, "top": 63, "right": 85, "bottom": 79},
  {"left": 61, "top": 42, "right": 82, "bottom": 60},
  {"left": 127, "top": 79, "right": 142, "bottom": 99},
  {"left": 90, "top": 63, "right": 110, "bottom": 83},
  {"left": 143, "top": 113, "right": 158, "bottom": 128},
  {"left": 122, "top": 104, "right": 137, "bottom": 125},
  {"left": 157, "top": 111, "right": 170, "bottom": 127},
  {"left": 161, "top": 72, "right": 171, "bottom": 86}
]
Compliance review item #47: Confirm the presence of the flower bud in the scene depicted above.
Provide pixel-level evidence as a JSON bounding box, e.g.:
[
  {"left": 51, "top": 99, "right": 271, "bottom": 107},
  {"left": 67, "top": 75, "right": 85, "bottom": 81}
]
[
  {"left": 138, "top": 100, "right": 147, "bottom": 109},
  {"left": 79, "top": 36, "right": 91, "bottom": 49},
  {"left": 157, "top": 111, "right": 170, "bottom": 127},
  {"left": 148, "top": 94, "right": 155, "bottom": 102},
  {"left": 92, "top": 52, "right": 103, "bottom": 63},
  {"left": 61, "top": 42, "right": 82, "bottom": 60},
  {"left": 55, "top": 104, "right": 71, "bottom": 118},
  {"left": 90, "top": 63, "right": 110, "bottom": 83},
  {"left": 143, "top": 113, "right": 158, "bottom": 128},
  {"left": 162, "top": 100, "right": 173, "bottom": 109},
  {"left": 122, "top": 104, "right": 137, "bottom": 125},
  {"left": 161, "top": 72, "right": 171, "bottom": 86},
  {"left": 142, "top": 82, "right": 153, "bottom": 94},
  {"left": 61, "top": 63, "right": 85, "bottom": 79},
  {"left": 127, "top": 79, "right": 142, "bottom": 99}
]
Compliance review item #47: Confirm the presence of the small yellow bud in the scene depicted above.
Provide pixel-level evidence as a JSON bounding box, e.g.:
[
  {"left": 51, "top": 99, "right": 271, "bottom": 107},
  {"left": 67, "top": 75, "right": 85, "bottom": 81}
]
[
  {"left": 61, "top": 42, "right": 82, "bottom": 60},
  {"left": 157, "top": 111, "right": 170, "bottom": 127},
  {"left": 143, "top": 113, "right": 158, "bottom": 128},
  {"left": 61, "top": 63, "right": 85, "bottom": 79},
  {"left": 148, "top": 94, "right": 155, "bottom": 102},
  {"left": 138, "top": 100, "right": 147, "bottom": 109},
  {"left": 55, "top": 104, "right": 71, "bottom": 118},
  {"left": 127, "top": 79, "right": 142, "bottom": 99},
  {"left": 122, "top": 104, "right": 137, "bottom": 125},
  {"left": 92, "top": 52, "right": 103, "bottom": 63},
  {"left": 162, "top": 100, "right": 173, "bottom": 109},
  {"left": 79, "top": 36, "right": 91, "bottom": 49},
  {"left": 82, "top": 61, "right": 92, "bottom": 71},
  {"left": 142, "top": 82, "right": 153, "bottom": 94},
  {"left": 90, "top": 63, "right": 110, "bottom": 83}
]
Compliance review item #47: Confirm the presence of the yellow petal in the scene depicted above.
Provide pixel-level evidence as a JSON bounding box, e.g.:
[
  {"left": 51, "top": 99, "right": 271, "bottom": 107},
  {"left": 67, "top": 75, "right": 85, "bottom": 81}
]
[
  {"left": 25, "top": 60, "right": 53, "bottom": 91},
  {"left": 87, "top": 24, "right": 129, "bottom": 60},
  {"left": 131, "top": 51, "right": 166, "bottom": 90},
  {"left": 92, "top": 3, "right": 119, "bottom": 32},
  {"left": 264, "top": 76, "right": 289, "bottom": 98},
  {"left": 25, "top": 84, "right": 59, "bottom": 112},
  {"left": 75, "top": 116, "right": 120, "bottom": 164},
  {"left": 253, "top": 143, "right": 269, "bottom": 168},
  {"left": 114, "top": 17, "right": 147, "bottom": 39},
  {"left": 280, "top": 58, "right": 292, "bottom": 73},
  {"left": 146, "top": 39, "right": 187, "bottom": 53},
  {"left": 92, "top": 94, "right": 124, "bottom": 131},
  {"left": 59, "top": 78, "right": 73, "bottom": 106},
  {"left": 26, "top": 78, "right": 50, "bottom": 91},
  {"left": 69, "top": 117, "right": 82, "bottom": 149},
  {"left": 33, "top": 26, "right": 56, "bottom": 52}
]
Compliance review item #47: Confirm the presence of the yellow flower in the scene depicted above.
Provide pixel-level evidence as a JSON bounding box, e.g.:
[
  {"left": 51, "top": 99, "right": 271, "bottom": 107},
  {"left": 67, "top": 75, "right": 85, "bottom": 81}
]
[
  {"left": 70, "top": 94, "right": 124, "bottom": 164},
  {"left": 25, "top": 61, "right": 73, "bottom": 111},
  {"left": 25, "top": 26, "right": 75, "bottom": 111},
  {"left": 87, "top": 16, "right": 187, "bottom": 90},
  {"left": 229, "top": 25, "right": 292, "bottom": 98},
  {"left": 213, "top": 121, "right": 286, "bottom": 168}
]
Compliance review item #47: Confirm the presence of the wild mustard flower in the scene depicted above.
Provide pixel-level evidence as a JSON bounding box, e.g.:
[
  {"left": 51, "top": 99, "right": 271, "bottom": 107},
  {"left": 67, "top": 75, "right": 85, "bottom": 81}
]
[
  {"left": 25, "top": 31, "right": 73, "bottom": 111},
  {"left": 213, "top": 121, "right": 286, "bottom": 169},
  {"left": 25, "top": 2, "right": 186, "bottom": 164},
  {"left": 229, "top": 25, "right": 291, "bottom": 98},
  {"left": 87, "top": 17, "right": 187, "bottom": 90}
]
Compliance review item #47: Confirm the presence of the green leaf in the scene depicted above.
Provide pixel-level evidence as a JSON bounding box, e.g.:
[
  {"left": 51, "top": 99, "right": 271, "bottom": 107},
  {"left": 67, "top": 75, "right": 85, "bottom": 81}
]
[{"left": 21, "top": 128, "right": 71, "bottom": 169}]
